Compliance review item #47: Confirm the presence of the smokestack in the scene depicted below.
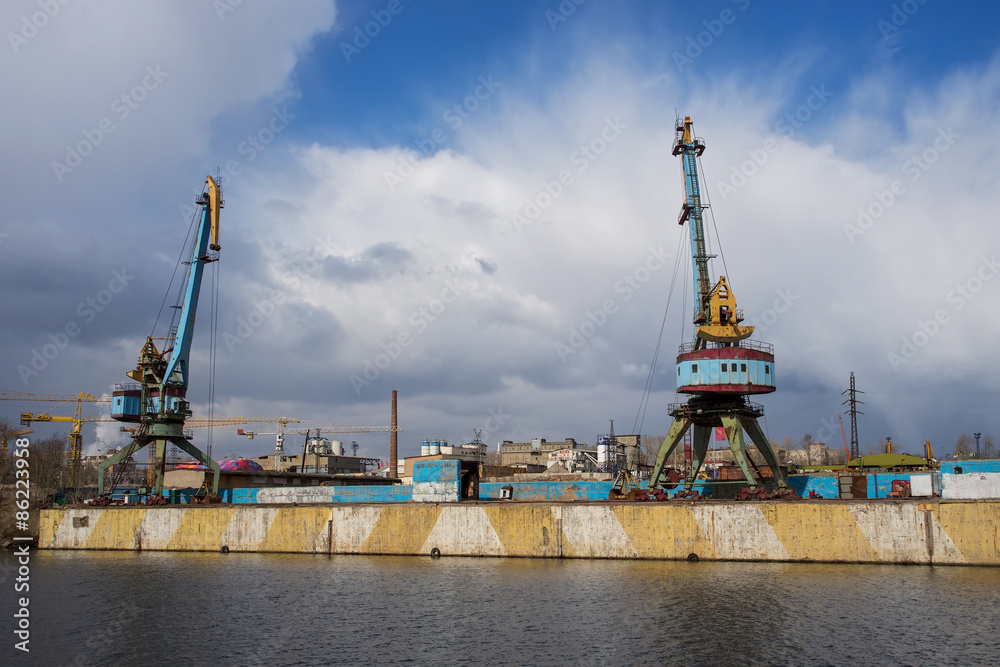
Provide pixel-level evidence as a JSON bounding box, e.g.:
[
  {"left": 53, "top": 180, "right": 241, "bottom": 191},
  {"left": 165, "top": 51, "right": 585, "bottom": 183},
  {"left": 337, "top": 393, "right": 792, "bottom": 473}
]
[{"left": 390, "top": 389, "right": 398, "bottom": 479}]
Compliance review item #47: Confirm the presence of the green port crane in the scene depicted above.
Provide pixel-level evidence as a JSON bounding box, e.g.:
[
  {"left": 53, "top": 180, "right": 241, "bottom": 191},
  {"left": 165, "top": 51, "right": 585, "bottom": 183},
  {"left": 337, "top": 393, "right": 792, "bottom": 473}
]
[{"left": 97, "top": 176, "right": 224, "bottom": 498}]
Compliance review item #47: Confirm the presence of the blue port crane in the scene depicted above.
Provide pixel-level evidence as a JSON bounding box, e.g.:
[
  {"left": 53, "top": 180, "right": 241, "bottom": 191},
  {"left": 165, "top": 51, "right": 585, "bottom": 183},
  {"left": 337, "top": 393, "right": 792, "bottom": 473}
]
[
  {"left": 97, "top": 176, "right": 224, "bottom": 498},
  {"left": 648, "top": 117, "right": 789, "bottom": 495}
]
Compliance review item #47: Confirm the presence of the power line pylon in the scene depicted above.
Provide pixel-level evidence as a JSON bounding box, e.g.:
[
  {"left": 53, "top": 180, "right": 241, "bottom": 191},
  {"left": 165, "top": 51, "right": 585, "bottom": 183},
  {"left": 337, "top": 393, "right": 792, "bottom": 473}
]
[{"left": 841, "top": 371, "right": 864, "bottom": 461}]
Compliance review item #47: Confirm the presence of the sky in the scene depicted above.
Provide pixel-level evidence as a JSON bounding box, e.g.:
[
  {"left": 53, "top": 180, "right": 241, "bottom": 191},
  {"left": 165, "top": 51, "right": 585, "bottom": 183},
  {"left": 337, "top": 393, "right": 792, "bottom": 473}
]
[{"left": 2, "top": 0, "right": 1000, "bottom": 462}]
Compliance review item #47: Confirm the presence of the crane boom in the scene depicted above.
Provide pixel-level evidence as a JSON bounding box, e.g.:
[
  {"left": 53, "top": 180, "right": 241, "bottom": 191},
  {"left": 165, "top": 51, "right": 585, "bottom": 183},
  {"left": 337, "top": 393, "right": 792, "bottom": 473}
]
[
  {"left": 673, "top": 116, "right": 754, "bottom": 348},
  {"left": 160, "top": 176, "right": 222, "bottom": 390},
  {"left": 674, "top": 117, "right": 712, "bottom": 318}
]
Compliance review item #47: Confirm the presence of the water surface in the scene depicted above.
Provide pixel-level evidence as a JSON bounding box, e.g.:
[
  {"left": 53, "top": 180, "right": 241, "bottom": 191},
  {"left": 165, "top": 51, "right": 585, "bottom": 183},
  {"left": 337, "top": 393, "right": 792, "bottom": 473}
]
[{"left": 3, "top": 550, "right": 999, "bottom": 666}]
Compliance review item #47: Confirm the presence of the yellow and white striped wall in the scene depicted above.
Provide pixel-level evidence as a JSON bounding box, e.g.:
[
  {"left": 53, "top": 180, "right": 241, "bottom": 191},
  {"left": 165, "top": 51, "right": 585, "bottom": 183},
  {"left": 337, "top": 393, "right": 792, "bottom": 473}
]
[{"left": 38, "top": 500, "right": 1000, "bottom": 565}]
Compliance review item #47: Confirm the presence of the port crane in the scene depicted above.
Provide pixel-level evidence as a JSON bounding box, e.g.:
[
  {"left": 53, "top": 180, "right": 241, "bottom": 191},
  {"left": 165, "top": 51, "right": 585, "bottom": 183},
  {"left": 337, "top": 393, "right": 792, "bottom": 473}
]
[
  {"left": 649, "top": 116, "right": 789, "bottom": 494},
  {"left": 98, "top": 176, "right": 224, "bottom": 497}
]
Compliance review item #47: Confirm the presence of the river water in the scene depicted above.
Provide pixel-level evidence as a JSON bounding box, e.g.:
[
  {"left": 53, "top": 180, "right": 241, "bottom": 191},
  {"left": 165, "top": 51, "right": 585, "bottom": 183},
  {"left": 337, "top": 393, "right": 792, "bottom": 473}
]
[{"left": 3, "top": 550, "right": 999, "bottom": 666}]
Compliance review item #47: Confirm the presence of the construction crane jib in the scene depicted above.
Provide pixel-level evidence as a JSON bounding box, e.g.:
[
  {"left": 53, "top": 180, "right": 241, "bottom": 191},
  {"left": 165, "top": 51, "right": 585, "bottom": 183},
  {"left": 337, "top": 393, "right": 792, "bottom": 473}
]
[
  {"left": 98, "top": 176, "right": 224, "bottom": 497},
  {"left": 8, "top": 391, "right": 111, "bottom": 488}
]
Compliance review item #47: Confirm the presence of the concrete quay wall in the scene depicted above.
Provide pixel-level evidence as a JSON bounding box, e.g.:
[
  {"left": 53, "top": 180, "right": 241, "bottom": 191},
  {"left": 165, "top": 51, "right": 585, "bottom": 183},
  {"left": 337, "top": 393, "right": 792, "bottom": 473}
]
[{"left": 39, "top": 499, "right": 1000, "bottom": 566}]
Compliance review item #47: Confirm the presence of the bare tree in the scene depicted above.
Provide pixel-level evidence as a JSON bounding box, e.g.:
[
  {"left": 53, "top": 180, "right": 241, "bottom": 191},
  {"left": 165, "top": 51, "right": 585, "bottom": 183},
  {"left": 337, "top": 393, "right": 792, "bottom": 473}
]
[
  {"left": 776, "top": 436, "right": 794, "bottom": 463},
  {"left": 483, "top": 448, "right": 503, "bottom": 467},
  {"left": 0, "top": 418, "right": 17, "bottom": 539},
  {"left": 0, "top": 417, "right": 18, "bottom": 507},
  {"left": 29, "top": 434, "right": 69, "bottom": 504},
  {"left": 639, "top": 434, "right": 666, "bottom": 466},
  {"left": 955, "top": 433, "right": 974, "bottom": 458},
  {"left": 797, "top": 434, "right": 815, "bottom": 464},
  {"left": 0, "top": 424, "right": 69, "bottom": 538},
  {"left": 862, "top": 438, "right": 886, "bottom": 456},
  {"left": 985, "top": 435, "right": 996, "bottom": 459}
]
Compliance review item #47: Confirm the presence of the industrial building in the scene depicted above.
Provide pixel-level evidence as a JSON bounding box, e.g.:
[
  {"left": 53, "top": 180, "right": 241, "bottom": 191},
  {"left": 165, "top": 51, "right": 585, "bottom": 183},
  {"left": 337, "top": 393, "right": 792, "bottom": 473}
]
[
  {"left": 499, "top": 438, "right": 589, "bottom": 468},
  {"left": 250, "top": 436, "right": 382, "bottom": 474},
  {"left": 499, "top": 435, "right": 641, "bottom": 472},
  {"left": 396, "top": 440, "right": 488, "bottom": 485}
]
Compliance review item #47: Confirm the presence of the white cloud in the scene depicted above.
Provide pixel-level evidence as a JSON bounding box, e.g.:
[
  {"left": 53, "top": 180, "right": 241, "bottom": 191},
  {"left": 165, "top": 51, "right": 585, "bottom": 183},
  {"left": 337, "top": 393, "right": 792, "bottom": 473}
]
[{"left": 222, "top": 51, "right": 1000, "bottom": 453}]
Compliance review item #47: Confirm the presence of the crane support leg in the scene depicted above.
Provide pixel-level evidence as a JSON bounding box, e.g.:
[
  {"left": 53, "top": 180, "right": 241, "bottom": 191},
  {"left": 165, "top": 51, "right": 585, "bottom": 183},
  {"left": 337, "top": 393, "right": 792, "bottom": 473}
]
[
  {"left": 97, "top": 439, "right": 143, "bottom": 494},
  {"left": 649, "top": 416, "right": 690, "bottom": 488},
  {"left": 721, "top": 415, "right": 758, "bottom": 488},
  {"left": 649, "top": 399, "right": 788, "bottom": 492},
  {"left": 97, "top": 435, "right": 221, "bottom": 496},
  {"left": 743, "top": 417, "right": 788, "bottom": 489},
  {"left": 170, "top": 438, "right": 221, "bottom": 494},
  {"left": 686, "top": 425, "right": 711, "bottom": 491}
]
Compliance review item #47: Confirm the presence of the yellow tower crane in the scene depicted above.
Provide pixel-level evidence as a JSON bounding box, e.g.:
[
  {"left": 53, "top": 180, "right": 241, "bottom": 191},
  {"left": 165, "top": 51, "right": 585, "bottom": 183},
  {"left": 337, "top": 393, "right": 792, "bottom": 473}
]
[
  {"left": 1, "top": 427, "right": 33, "bottom": 457},
  {"left": 2, "top": 391, "right": 111, "bottom": 488}
]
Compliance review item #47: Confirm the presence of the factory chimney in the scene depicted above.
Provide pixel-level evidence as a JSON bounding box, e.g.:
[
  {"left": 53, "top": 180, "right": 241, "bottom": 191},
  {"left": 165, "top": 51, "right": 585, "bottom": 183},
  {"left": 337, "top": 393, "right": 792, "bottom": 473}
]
[{"left": 390, "top": 389, "right": 398, "bottom": 479}]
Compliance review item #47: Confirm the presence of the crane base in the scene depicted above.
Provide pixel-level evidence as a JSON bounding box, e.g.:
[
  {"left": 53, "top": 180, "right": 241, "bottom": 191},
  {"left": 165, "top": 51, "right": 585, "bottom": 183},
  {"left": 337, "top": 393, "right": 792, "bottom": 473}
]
[{"left": 649, "top": 396, "right": 788, "bottom": 491}]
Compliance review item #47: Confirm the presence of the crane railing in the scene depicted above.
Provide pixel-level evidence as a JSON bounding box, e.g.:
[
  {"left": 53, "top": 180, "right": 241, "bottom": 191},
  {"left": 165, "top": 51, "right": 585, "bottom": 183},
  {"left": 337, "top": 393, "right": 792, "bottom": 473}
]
[{"left": 678, "top": 339, "right": 773, "bottom": 355}]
